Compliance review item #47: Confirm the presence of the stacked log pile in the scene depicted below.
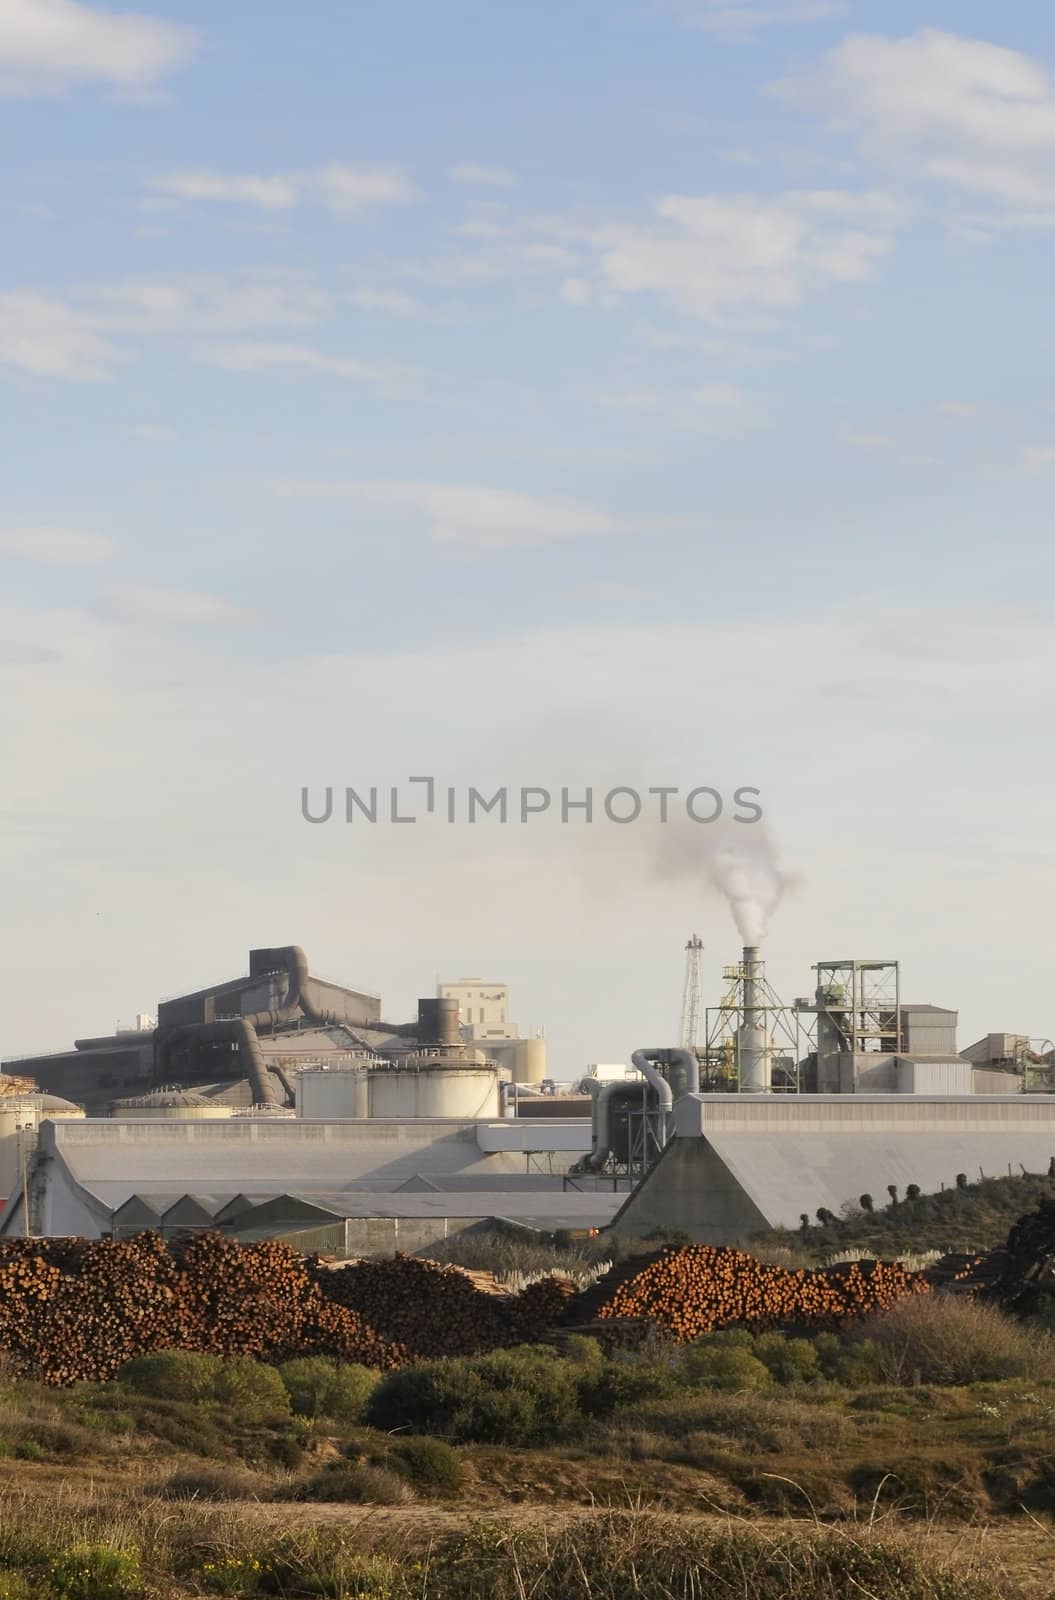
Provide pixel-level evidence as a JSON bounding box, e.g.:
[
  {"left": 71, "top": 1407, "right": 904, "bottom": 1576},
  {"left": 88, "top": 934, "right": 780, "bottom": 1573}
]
[
  {"left": 0, "top": 1233, "right": 402, "bottom": 1384},
  {"left": 575, "top": 1244, "right": 929, "bottom": 1341},
  {"left": 316, "top": 1254, "right": 577, "bottom": 1357}
]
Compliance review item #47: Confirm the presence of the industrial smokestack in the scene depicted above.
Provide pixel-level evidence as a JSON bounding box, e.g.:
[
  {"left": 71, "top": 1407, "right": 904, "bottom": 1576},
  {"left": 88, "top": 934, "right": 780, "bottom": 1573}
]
[{"left": 738, "top": 945, "right": 771, "bottom": 1093}]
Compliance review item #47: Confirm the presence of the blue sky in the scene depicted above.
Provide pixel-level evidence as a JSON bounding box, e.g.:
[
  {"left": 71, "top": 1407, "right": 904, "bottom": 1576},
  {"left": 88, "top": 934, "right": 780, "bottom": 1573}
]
[{"left": 2, "top": 0, "right": 1055, "bottom": 1067}]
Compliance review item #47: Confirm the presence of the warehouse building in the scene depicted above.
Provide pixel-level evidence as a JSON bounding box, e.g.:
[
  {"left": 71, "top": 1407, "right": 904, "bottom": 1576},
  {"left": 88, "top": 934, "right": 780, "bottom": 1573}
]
[
  {"left": 610, "top": 1093, "right": 1055, "bottom": 1243},
  {"left": 0, "top": 1114, "right": 613, "bottom": 1249}
]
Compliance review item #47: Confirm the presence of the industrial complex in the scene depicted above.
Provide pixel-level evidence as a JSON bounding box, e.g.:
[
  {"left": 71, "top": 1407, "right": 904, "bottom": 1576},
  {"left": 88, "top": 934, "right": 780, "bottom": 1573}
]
[{"left": 2, "top": 937, "right": 1054, "bottom": 1250}]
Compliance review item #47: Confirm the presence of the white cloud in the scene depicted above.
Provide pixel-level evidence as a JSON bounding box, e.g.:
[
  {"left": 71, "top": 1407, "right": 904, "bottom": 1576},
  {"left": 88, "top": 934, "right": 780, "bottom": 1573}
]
[
  {"left": 679, "top": 1, "right": 843, "bottom": 36},
  {"left": 1023, "top": 445, "right": 1055, "bottom": 469},
  {"left": 0, "top": 0, "right": 194, "bottom": 97},
  {"left": 349, "top": 288, "right": 432, "bottom": 320},
  {"left": 449, "top": 163, "right": 516, "bottom": 188},
  {"left": 777, "top": 30, "right": 1055, "bottom": 213},
  {"left": 937, "top": 401, "right": 984, "bottom": 420},
  {"left": 0, "top": 274, "right": 331, "bottom": 380},
  {"left": 201, "top": 341, "right": 411, "bottom": 388},
  {"left": 591, "top": 189, "right": 901, "bottom": 320},
  {"left": 0, "top": 290, "right": 121, "bottom": 379},
  {"left": 146, "top": 171, "right": 298, "bottom": 210},
  {"left": 129, "top": 422, "right": 178, "bottom": 441},
  {"left": 147, "top": 164, "right": 419, "bottom": 216},
  {"left": 272, "top": 480, "right": 634, "bottom": 551},
  {"left": 111, "top": 585, "right": 254, "bottom": 625},
  {"left": 560, "top": 277, "right": 593, "bottom": 306},
  {"left": 0, "top": 526, "right": 115, "bottom": 564},
  {"left": 841, "top": 429, "right": 895, "bottom": 450}
]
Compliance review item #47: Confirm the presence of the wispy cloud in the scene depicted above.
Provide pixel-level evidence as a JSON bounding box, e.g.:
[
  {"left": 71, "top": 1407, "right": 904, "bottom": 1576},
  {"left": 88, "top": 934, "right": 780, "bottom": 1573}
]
[
  {"left": 678, "top": 1, "right": 844, "bottom": 37},
  {"left": 0, "top": 0, "right": 195, "bottom": 98},
  {"left": 272, "top": 480, "right": 637, "bottom": 551},
  {"left": 448, "top": 163, "right": 517, "bottom": 187},
  {"left": 0, "top": 274, "right": 330, "bottom": 381},
  {"left": 147, "top": 164, "right": 420, "bottom": 216},
  {"left": 590, "top": 189, "right": 902, "bottom": 320},
  {"left": 776, "top": 29, "right": 1055, "bottom": 217},
  {"left": 1023, "top": 445, "right": 1055, "bottom": 469},
  {"left": 0, "top": 290, "right": 119, "bottom": 379},
  {"left": 349, "top": 288, "right": 434, "bottom": 320},
  {"left": 0, "top": 526, "right": 115, "bottom": 564},
  {"left": 201, "top": 341, "right": 416, "bottom": 391},
  {"left": 111, "top": 585, "right": 254, "bottom": 625}
]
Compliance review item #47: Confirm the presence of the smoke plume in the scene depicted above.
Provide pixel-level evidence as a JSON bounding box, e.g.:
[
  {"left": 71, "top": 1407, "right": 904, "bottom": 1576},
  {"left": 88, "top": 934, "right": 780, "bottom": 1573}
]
[{"left": 658, "top": 822, "right": 793, "bottom": 946}]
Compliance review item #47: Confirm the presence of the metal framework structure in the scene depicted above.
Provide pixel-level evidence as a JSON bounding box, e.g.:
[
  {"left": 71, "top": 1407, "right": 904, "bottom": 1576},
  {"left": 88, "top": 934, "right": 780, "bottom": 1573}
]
[
  {"left": 812, "top": 959, "right": 901, "bottom": 1056},
  {"left": 680, "top": 934, "right": 704, "bottom": 1051},
  {"left": 701, "top": 955, "right": 808, "bottom": 1093}
]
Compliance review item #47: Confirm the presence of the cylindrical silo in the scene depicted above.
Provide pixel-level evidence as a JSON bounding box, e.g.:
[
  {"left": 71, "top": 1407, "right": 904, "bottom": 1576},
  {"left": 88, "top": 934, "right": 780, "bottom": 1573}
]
[
  {"left": 482, "top": 1037, "right": 547, "bottom": 1085},
  {"left": 366, "top": 1058, "right": 503, "bottom": 1119},
  {"left": 0, "top": 1103, "right": 38, "bottom": 1208},
  {"left": 417, "top": 997, "right": 462, "bottom": 1046},
  {"left": 295, "top": 1067, "right": 368, "bottom": 1118}
]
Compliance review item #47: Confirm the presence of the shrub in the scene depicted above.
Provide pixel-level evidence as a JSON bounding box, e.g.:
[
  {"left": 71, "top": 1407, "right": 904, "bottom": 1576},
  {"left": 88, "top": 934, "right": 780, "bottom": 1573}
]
[
  {"left": 48, "top": 1544, "right": 142, "bottom": 1600},
  {"left": 576, "top": 1358, "right": 676, "bottom": 1417},
  {"left": 681, "top": 1345, "right": 773, "bottom": 1393},
  {"left": 367, "top": 1347, "right": 581, "bottom": 1446},
  {"left": 197, "top": 1556, "right": 265, "bottom": 1596},
  {"left": 752, "top": 1333, "right": 821, "bottom": 1386},
  {"left": 278, "top": 1358, "right": 377, "bottom": 1423},
  {"left": 155, "top": 1465, "right": 268, "bottom": 1501},
  {"left": 389, "top": 1436, "right": 464, "bottom": 1495},
  {"left": 294, "top": 1461, "right": 415, "bottom": 1505},
  {"left": 116, "top": 1352, "right": 223, "bottom": 1402},
  {"left": 853, "top": 1295, "right": 1055, "bottom": 1386},
  {"left": 210, "top": 1358, "right": 290, "bottom": 1422}
]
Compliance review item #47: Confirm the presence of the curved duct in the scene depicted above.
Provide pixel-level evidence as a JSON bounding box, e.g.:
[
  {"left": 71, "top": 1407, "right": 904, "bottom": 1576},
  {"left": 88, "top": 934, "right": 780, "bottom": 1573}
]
[
  {"left": 581, "top": 1048, "right": 696, "bottom": 1173},
  {"left": 155, "top": 1019, "right": 278, "bottom": 1107}
]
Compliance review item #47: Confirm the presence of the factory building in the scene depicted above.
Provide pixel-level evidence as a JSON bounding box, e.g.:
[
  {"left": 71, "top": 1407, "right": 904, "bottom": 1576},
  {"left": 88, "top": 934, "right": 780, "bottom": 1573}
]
[
  {"left": 0, "top": 1115, "right": 612, "bottom": 1248},
  {"left": 607, "top": 1094, "right": 1055, "bottom": 1244},
  {"left": 4, "top": 935, "right": 1053, "bottom": 1250},
  {"left": 3, "top": 947, "right": 528, "bottom": 1115}
]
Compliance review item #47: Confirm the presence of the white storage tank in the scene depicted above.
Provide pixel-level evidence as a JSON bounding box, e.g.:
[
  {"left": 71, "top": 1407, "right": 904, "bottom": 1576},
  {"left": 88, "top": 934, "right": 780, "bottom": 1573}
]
[
  {"left": 366, "top": 1056, "right": 504, "bottom": 1119},
  {"left": 0, "top": 1096, "right": 84, "bottom": 1206},
  {"left": 296, "top": 1065, "right": 369, "bottom": 1119},
  {"left": 482, "top": 1037, "right": 547, "bottom": 1085},
  {"left": 110, "top": 1091, "right": 234, "bottom": 1120}
]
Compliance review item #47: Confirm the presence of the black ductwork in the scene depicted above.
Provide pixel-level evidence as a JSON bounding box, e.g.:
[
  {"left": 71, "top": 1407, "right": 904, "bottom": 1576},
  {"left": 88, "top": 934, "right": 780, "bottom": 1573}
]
[{"left": 156, "top": 1019, "right": 276, "bottom": 1107}]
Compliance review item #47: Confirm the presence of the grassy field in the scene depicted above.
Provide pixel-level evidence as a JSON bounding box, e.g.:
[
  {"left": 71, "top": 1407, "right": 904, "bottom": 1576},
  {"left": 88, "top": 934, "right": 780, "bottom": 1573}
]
[{"left": 1, "top": 1289, "right": 1055, "bottom": 1598}]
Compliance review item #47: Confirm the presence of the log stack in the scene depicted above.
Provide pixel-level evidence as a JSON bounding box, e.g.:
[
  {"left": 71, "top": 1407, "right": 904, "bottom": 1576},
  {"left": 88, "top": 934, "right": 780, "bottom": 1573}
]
[
  {"left": 578, "top": 1244, "right": 928, "bottom": 1341},
  {"left": 317, "top": 1254, "right": 577, "bottom": 1357},
  {"left": 0, "top": 1233, "right": 402, "bottom": 1384}
]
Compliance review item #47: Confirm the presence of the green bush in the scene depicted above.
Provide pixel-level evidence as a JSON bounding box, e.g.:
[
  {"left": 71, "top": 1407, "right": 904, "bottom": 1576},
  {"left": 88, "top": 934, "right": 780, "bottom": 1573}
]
[
  {"left": 752, "top": 1333, "right": 821, "bottom": 1386},
  {"left": 389, "top": 1436, "right": 464, "bottom": 1495},
  {"left": 681, "top": 1344, "right": 773, "bottom": 1392},
  {"left": 367, "top": 1347, "right": 581, "bottom": 1446},
  {"left": 116, "top": 1352, "right": 223, "bottom": 1402},
  {"left": 278, "top": 1358, "right": 378, "bottom": 1422},
  {"left": 48, "top": 1544, "right": 142, "bottom": 1600},
  {"left": 210, "top": 1358, "right": 289, "bottom": 1422},
  {"left": 576, "top": 1358, "right": 676, "bottom": 1417}
]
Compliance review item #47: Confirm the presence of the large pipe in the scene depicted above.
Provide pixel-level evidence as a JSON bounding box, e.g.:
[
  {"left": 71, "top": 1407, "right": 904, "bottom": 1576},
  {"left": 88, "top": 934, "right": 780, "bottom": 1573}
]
[{"left": 155, "top": 1019, "right": 278, "bottom": 1107}]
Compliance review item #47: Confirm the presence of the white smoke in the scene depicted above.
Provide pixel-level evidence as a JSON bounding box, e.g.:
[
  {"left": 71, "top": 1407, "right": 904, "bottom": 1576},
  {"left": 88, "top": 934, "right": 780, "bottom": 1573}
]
[{"left": 658, "top": 823, "right": 793, "bottom": 946}]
